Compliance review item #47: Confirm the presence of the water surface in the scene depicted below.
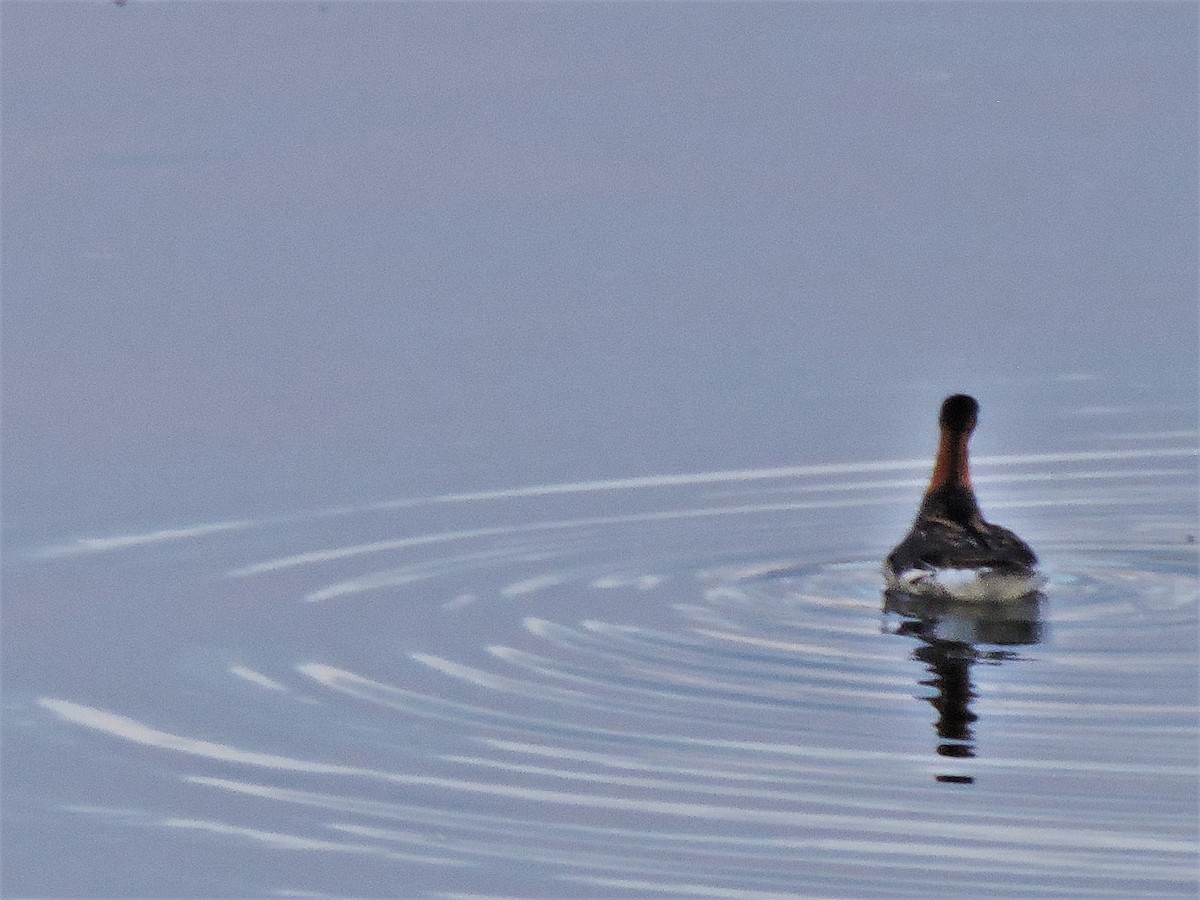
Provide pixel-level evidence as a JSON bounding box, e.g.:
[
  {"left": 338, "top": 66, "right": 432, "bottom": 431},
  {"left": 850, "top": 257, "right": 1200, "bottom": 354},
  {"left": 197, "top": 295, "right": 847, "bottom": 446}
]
[
  {"left": 3, "top": 4, "right": 1197, "bottom": 897},
  {"left": 5, "top": 398, "right": 1196, "bottom": 897}
]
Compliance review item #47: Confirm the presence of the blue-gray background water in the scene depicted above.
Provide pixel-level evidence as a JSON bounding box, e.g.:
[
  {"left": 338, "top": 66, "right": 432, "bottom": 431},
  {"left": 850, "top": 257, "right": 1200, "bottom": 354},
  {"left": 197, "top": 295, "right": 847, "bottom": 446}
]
[{"left": 3, "top": 4, "right": 1197, "bottom": 897}]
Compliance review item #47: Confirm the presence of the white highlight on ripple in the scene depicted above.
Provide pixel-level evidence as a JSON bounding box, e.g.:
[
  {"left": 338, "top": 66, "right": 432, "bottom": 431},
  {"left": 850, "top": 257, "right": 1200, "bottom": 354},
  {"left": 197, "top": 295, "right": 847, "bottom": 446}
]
[
  {"left": 230, "top": 491, "right": 1155, "bottom": 580},
  {"left": 709, "top": 467, "right": 1193, "bottom": 499},
  {"left": 34, "top": 519, "right": 256, "bottom": 558},
  {"left": 480, "top": 739, "right": 791, "bottom": 784},
  {"left": 228, "top": 502, "right": 870, "bottom": 578},
  {"left": 46, "top": 689, "right": 1196, "bottom": 828},
  {"left": 303, "top": 546, "right": 554, "bottom": 603},
  {"left": 500, "top": 573, "right": 567, "bottom": 598},
  {"left": 230, "top": 524, "right": 534, "bottom": 578},
  {"left": 229, "top": 666, "right": 289, "bottom": 693},
  {"left": 371, "top": 447, "right": 1196, "bottom": 508},
  {"left": 411, "top": 654, "right": 574, "bottom": 700},
  {"left": 307, "top": 663, "right": 1197, "bottom": 781},
  {"left": 42, "top": 681, "right": 1195, "bottom": 883},
  {"left": 694, "top": 628, "right": 901, "bottom": 665},
  {"left": 517, "top": 617, "right": 907, "bottom": 696},
  {"left": 36, "top": 447, "right": 1192, "bottom": 563},
  {"left": 185, "top": 779, "right": 735, "bottom": 884},
  {"left": 161, "top": 817, "right": 460, "bottom": 865},
  {"left": 443, "top": 593, "right": 477, "bottom": 611},
  {"left": 305, "top": 570, "right": 443, "bottom": 603},
  {"left": 39, "top": 699, "right": 349, "bottom": 773},
  {"left": 592, "top": 574, "right": 663, "bottom": 591},
  {"left": 189, "top": 777, "right": 1184, "bottom": 889}
]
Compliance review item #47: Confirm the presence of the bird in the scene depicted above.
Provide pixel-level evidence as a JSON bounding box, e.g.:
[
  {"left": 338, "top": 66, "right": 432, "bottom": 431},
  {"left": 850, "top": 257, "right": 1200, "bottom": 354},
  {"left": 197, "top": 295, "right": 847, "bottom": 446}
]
[{"left": 885, "top": 394, "right": 1040, "bottom": 600}]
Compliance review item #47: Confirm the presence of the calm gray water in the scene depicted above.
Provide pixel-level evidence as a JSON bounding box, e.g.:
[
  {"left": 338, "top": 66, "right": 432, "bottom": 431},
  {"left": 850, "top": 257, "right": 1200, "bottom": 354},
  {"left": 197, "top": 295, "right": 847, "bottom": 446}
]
[
  {"left": 3, "top": 4, "right": 1197, "bottom": 898},
  {"left": 5, "top": 390, "right": 1197, "bottom": 898}
]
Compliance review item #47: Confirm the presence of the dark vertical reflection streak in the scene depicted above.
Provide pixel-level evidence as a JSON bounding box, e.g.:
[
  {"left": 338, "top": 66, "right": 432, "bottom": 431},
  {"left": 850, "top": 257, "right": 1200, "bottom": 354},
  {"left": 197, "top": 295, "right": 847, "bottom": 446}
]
[
  {"left": 883, "top": 590, "right": 1045, "bottom": 785},
  {"left": 916, "top": 640, "right": 977, "bottom": 761}
]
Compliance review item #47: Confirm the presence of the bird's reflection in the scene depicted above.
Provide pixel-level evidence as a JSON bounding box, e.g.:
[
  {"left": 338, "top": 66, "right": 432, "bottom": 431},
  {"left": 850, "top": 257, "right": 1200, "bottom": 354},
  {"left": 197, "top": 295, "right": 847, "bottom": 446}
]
[{"left": 882, "top": 589, "right": 1045, "bottom": 784}]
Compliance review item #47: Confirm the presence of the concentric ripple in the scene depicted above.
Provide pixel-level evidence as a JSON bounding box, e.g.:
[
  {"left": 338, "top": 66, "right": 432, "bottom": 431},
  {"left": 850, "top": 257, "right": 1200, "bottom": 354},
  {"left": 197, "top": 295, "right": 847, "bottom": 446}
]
[{"left": 12, "top": 442, "right": 1199, "bottom": 897}]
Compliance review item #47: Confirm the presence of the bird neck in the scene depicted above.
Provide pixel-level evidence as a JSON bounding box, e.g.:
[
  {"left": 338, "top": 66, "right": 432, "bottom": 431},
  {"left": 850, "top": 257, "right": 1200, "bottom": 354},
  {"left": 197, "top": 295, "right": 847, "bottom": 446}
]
[{"left": 929, "top": 427, "right": 972, "bottom": 492}]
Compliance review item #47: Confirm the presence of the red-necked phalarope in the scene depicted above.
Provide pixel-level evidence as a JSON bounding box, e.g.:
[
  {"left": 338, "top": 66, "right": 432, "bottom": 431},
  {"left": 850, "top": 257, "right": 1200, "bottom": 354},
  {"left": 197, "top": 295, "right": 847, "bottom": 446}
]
[{"left": 885, "top": 394, "right": 1041, "bottom": 600}]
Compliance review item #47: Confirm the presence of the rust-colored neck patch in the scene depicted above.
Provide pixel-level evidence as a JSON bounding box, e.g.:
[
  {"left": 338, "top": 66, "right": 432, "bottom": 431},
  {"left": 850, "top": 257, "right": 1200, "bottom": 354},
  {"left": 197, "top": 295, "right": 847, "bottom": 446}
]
[{"left": 928, "top": 426, "right": 972, "bottom": 491}]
